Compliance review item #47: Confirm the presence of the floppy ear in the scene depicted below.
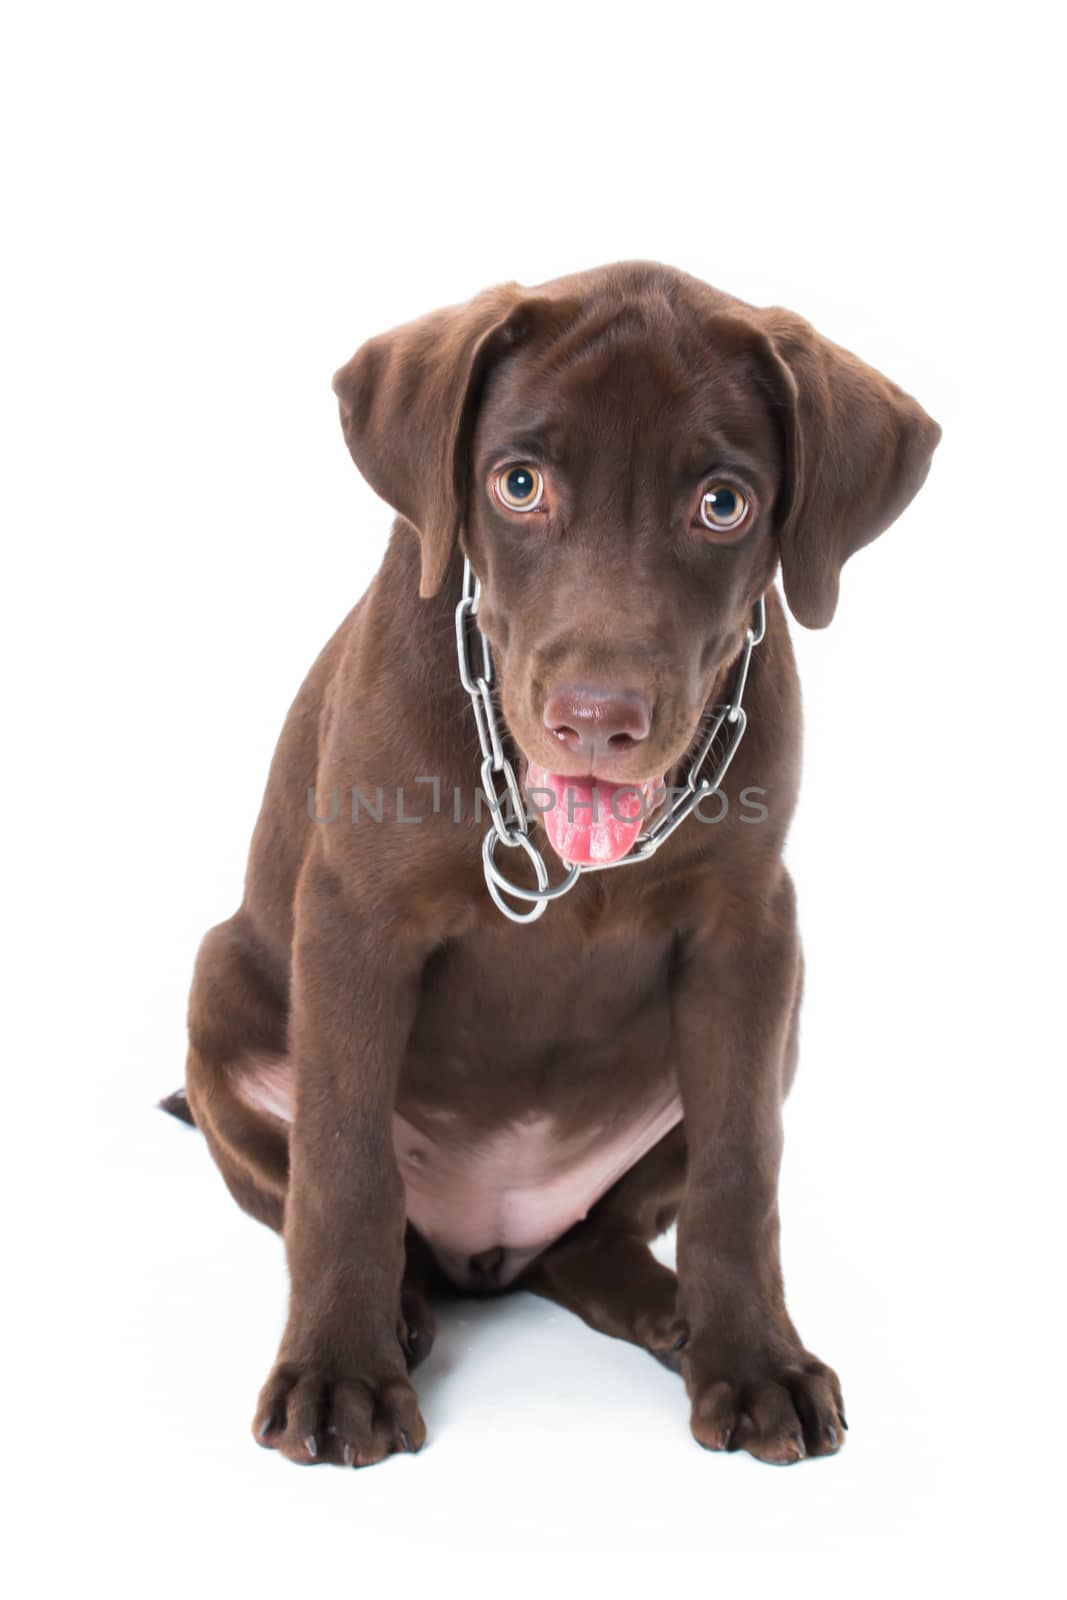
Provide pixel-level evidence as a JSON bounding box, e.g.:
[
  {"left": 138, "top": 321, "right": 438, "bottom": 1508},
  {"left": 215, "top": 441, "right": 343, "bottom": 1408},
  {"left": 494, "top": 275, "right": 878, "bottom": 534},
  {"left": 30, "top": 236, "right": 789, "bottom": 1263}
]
[
  {"left": 333, "top": 283, "right": 537, "bottom": 598},
  {"left": 725, "top": 308, "right": 941, "bottom": 628}
]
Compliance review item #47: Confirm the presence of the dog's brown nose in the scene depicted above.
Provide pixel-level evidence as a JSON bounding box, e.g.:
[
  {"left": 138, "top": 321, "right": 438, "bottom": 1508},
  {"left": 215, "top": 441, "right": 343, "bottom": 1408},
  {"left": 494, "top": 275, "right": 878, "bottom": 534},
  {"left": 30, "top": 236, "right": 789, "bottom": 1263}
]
[{"left": 543, "top": 686, "right": 651, "bottom": 766}]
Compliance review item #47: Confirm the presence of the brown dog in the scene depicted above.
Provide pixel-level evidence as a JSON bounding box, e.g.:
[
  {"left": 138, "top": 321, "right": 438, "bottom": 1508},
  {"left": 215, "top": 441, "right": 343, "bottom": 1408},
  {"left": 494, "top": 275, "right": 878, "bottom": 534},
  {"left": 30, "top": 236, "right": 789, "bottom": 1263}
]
[{"left": 164, "top": 261, "right": 940, "bottom": 1468}]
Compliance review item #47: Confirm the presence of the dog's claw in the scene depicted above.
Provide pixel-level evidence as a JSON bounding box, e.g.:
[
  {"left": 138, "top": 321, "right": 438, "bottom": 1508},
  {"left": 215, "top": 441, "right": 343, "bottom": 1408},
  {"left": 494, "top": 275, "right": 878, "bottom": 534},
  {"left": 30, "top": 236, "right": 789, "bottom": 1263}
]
[
  {"left": 304, "top": 1434, "right": 318, "bottom": 1459},
  {"left": 343, "top": 1443, "right": 354, "bottom": 1467}
]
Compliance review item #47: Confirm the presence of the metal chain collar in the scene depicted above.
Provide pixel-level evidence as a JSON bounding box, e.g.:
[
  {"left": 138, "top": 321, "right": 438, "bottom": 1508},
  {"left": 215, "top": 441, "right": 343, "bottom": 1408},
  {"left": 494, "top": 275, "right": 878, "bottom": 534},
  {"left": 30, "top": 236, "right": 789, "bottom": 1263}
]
[{"left": 455, "top": 558, "right": 766, "bottom": 925}]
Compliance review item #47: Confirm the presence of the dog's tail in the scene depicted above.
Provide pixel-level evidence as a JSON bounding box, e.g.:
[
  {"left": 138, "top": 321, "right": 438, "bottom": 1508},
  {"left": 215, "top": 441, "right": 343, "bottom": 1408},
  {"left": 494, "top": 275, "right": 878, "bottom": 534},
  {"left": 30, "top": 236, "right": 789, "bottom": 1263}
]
[{"left": 159, "top": 1087, "right": 197, "bottom": 1127}]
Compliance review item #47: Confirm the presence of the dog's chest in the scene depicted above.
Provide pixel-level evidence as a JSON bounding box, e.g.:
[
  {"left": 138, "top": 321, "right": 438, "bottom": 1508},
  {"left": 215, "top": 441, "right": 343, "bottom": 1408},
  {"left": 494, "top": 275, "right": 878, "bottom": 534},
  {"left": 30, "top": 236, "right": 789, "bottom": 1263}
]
[{"left": 396, "top": 915, "right": 683, "bottom": 1288}]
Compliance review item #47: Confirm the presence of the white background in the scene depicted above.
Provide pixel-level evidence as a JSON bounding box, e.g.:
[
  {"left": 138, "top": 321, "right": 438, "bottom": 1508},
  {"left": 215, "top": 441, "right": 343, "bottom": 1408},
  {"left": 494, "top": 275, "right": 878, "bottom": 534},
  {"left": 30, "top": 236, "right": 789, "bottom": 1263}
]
[{"left": 4, "top": 3, "right": 1063, "bottom": 1595}]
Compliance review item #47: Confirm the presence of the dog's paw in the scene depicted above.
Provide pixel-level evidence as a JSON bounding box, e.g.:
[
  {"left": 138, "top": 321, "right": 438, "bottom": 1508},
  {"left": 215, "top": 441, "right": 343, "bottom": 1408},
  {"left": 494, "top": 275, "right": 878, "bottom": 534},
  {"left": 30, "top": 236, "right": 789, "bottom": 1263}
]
[
  {"left": 398, "top": 1286, "right": 435, "bottom": 1371},
  {"left": 253, "top": 1360, "right": 427, "bottom": 1467},
  {"left": 687, "top": 1353, "right": 846, "bottom": 1464},
  {"left": 633, "top": 1301, "right": 689, "bottom": 1373}
]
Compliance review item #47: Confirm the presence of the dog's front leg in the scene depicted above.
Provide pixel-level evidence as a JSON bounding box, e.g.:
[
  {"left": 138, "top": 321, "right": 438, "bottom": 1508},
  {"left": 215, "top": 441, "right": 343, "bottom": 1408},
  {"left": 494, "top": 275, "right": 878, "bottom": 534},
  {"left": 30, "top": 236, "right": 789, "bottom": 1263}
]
[
  {"left": 673, "top": 869, "right": 846, "bottom": 1464},
  {"left": 253, "top": 853, "right": 429, "bottom": 1467}
]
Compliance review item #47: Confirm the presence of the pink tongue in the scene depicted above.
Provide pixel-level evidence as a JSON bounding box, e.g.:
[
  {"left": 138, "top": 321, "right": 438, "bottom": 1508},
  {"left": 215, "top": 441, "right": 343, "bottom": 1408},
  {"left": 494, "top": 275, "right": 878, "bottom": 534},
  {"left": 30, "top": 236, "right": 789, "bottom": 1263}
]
[{"left": 526, "top": 765, "right": 663, "bottom": 866}]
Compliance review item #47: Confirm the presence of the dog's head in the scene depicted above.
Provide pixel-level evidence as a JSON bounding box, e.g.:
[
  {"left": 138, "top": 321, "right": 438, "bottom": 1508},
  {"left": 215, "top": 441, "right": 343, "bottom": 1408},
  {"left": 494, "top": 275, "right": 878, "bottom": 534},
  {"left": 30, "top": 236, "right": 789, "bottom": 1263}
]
[{"left": 334, "top": 263, "right": 940, "bottom": 865}]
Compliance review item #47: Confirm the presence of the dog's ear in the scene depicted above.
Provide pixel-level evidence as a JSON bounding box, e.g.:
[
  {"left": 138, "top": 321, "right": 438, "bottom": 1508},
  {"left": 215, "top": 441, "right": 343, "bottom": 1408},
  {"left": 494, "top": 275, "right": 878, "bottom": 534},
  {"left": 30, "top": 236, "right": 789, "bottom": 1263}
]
[
  {"left": 333, "top": 285, "right": 552, "bottom": 598},
  {"left": 719, "top": 308, "right": 941, "bottom": 628}
]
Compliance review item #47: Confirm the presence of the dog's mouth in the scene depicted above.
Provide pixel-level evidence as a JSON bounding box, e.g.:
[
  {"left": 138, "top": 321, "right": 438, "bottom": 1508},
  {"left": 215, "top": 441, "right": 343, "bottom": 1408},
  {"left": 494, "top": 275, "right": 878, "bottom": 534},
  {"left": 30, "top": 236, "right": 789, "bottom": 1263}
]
[{"left": 524, "top": 763, "right": 667, "bottom": 867}]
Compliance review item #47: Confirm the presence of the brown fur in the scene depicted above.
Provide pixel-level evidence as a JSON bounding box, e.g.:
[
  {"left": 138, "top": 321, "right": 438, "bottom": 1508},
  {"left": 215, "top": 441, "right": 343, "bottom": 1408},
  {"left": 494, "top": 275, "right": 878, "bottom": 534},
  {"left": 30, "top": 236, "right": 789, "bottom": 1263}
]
[{"left": 166, "top": 261, "right": 939, "bottom": 1467}]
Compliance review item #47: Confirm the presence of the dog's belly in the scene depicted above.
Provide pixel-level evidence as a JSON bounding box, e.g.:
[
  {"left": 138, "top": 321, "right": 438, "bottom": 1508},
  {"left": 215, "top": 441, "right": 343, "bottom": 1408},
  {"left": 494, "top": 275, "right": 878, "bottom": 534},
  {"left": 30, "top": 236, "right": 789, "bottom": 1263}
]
[
  {"left": 232, "top": 1054, "right": 682, "bottom": 1290},
  {"left": 394, "top": 1086, "right": 683, "bottom": 1288}
]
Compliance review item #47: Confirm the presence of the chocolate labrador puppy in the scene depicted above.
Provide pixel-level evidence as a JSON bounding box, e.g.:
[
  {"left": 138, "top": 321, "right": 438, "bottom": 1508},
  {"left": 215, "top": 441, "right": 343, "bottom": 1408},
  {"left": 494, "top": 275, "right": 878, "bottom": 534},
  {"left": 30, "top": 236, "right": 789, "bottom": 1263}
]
[{"left": 163, "top": 261, "right": 939, "bottom": 1468}]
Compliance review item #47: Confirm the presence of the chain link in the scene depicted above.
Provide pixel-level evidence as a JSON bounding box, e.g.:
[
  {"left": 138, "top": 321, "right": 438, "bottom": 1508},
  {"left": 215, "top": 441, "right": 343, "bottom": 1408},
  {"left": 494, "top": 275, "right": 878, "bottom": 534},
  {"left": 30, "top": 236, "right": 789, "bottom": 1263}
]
[{"left": 455, "top": 559, "right": 765, "bottom": 924}]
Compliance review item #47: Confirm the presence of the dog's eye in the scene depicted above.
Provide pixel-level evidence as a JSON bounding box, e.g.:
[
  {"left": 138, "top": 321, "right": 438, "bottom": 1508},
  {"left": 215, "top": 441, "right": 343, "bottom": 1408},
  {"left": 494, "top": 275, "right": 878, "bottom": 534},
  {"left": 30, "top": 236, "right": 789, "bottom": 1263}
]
[
  {"left": 495, "top": 464, "right": 545, "bottom": 512},
  {"left": 699, "top": 484, "right": 749, "bottom": 533}
]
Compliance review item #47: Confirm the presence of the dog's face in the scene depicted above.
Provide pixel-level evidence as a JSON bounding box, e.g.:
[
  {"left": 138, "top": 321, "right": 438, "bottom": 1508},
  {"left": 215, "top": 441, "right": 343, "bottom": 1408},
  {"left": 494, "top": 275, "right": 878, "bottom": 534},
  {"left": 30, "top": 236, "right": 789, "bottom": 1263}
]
[
  {"left": 465, "top": 313, "right": 782, "bottom": 861},
  {"left": 334, "top": 263, "right": 940, "bottom": 864}
]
